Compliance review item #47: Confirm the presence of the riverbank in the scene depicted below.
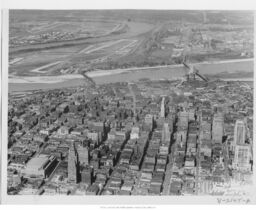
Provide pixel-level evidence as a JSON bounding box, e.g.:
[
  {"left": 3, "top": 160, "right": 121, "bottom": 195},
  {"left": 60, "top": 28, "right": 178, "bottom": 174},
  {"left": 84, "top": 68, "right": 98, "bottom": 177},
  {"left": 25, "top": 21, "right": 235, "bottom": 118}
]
[
  {"left": 87, "top": 58, "right": 254, "bottom": 78},
  {"left": 9, "top": 74, "right": 84, "bottom": 84},
  {"left": 8, "top": 58, "right": 254, "bottom": 92}
]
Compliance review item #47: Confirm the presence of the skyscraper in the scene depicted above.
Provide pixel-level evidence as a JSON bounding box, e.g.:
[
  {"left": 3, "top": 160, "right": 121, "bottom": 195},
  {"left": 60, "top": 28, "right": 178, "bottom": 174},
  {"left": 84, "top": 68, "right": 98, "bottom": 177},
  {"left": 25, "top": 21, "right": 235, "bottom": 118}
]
[
  {"left": 234, "top": 120, "right": 246, "bottom": 145},
  {"left": 77, "top": 144, "right": 89, "bottom": 166},
  {"left": 144, "top": 114, "right": 153, "bottom": 131},
  {"left": 233, "top": 144, "right": 251, "bottom": 171},
  {"left": 160, "top": 97, "right": 165, "bottom": 118},
  {"left": 162, "top": 123, "right": 171, "bottom": 143},
  {"left": 68, "top": 143, "right": 77, "bottom": 183},
  {"left": 212, "top": 113, "right": 224, "bottom": 143},
  {"left": 81, "top": 166, "right": 92, "bottom": 185},
  {"left": 178, "top": 111, "right": 189, "bottom": 128}
]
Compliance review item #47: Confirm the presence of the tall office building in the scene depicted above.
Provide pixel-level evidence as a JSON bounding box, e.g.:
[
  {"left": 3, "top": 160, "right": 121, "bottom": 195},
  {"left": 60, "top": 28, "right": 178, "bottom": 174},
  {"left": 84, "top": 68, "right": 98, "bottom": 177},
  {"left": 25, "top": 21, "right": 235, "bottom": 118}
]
[
  {"left": 233, "top": 144, "right": 251, "bottom": 171},
  {"left": 162, "top": 123, "right": 171, "bottom": 143},
  {"left": 145, "top": 114, "right": 153, "bottom": 125},
  {"left": 77, "top": 144, "right": 89, "bottom": 166},
  {"left": 176, "top": 130, "right": 187, "bottom": 147},
  {"left": 234, "top": 120, "right": 246, "bottom": 145},
  {"left": 144, "top": 114, "right": 153, "bottom": 131},
  {"left": 178, "top": 111, "right": 189, "bottom": 128},
  {"left": 212, "top": 113, "right": 224, "bottom": 143},
  {"left": 160, "top": 97, "right": 165, "bottom": 118},
  {"left": 131, "top": 126, "right": 140, "bottom": 139},
  {"left": 81, "top": 166, "right": 92, "bottom": 185},
  {"left": 68, "top": 143, "right": 77, "bottom": 183}
]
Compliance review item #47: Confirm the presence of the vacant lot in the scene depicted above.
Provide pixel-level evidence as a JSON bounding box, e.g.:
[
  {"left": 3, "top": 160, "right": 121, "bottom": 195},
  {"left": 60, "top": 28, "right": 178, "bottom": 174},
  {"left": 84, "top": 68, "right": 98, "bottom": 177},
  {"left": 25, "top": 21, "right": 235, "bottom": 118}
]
[{"left": 9, "top": 37, "right": 143, "bottom": 76}]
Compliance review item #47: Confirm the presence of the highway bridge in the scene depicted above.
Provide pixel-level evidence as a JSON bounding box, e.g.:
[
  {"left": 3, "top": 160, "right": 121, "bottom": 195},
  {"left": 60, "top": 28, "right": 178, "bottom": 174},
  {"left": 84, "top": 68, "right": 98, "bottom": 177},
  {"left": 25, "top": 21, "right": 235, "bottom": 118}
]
[
  {"left": 183, "top": 61, "right": 209, "bottom": 82},
  {"left": 80, "top": 71, "right": 96, "bottom": 87}
]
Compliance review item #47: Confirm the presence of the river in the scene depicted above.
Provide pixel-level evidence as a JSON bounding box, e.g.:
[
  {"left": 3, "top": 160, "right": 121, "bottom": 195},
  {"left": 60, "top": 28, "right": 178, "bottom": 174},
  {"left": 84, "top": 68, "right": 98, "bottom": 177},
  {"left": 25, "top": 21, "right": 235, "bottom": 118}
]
[{"left": 9, "top": 59, "right": 254, "bottom": 92}]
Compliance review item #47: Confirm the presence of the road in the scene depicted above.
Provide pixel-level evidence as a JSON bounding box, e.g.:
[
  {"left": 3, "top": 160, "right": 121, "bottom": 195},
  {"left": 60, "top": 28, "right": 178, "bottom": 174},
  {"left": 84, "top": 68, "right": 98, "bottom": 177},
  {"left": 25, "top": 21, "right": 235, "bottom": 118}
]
[
  {"left": 195, "top": 134, "right": 201, "bottom": 195},
  {"left": 30, "top": 61, "right": 62, "bottom": 74},
  {"left": 162, "top": 141, "right": 177, "bottom": 195},
  {"left": 83, "top": 39, "right": 126, "bottom": 54}
]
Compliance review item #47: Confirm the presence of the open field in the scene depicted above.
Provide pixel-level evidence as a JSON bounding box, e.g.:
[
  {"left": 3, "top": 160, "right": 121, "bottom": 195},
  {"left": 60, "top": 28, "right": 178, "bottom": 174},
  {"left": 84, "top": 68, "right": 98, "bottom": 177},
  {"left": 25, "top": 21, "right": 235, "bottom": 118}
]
[
  {"left": 9, "top": 38, "right": 142, "bottom": 76},
  {"left": 30, "top": 61, "right": 62, "bottom": 74},
  {"left": 10, "top": 13, "right": 121, "bottom": 47},
  {"left": 9, "top": 10, "right": 155, "bottom": 77},
  {"left": 9, "top": 10, "right": 254, "bottom": 80},
  {"left": 9, "top": 20, "right": 153, "bottom": 54}
]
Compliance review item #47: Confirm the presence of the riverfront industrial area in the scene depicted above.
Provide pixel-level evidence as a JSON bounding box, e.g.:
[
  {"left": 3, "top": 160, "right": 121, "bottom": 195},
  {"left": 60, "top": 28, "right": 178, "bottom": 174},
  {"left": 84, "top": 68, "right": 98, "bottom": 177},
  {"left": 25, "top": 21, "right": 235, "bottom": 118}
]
[{"left": 7, "top": 10, "right": 254, "bottom": 196}]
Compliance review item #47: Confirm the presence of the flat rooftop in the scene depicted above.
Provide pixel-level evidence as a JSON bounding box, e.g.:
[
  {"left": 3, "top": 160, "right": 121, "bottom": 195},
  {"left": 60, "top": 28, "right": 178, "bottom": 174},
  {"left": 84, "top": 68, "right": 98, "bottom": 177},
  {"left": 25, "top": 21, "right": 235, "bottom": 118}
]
[{"left": 26, "top": 154, "right": 51, "bottom": 169}]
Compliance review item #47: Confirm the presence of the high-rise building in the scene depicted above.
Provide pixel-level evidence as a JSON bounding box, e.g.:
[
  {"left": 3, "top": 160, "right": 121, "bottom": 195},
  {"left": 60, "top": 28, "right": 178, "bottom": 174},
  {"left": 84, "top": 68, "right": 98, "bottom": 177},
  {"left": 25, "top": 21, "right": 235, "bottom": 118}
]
[
  {"left": 176, "top": 130, "right": 187, "bottom": 147},
  {"left": 131, "top": 126, "right": 140, "bottom": 139},
  {"left": 145, "top": 114, "right": 153, "bottom": 125},
  {"left": 162, "top": 123, "right": 171, "bottom": 143},
  {"left": 160, "top": 97, "right": 165, "bottom": 118},
  {"left": 188, "top": 108, "right": 195, "bottom": 121},
  {"left": 81, "top": 166, "right": 92, "bottom": 185},
  {"left": 233, "top": 144, "right": 251, "bottom": 171},
  {"left": 68, "top": 143, "right": 77, "bottom": 183},
  {"left": 199, "top": 121, "right": 211, "bottom": 141},
  {"left": 212, "top": 113, "right": 224, "bottom": 143},
  {"left": 144, "top": 114, "right": 153, "bottom": 131},
  {"left": 77, "top": 145, "right": 89, "bottom": 166},
  {"left": 234, "top": 120, "right": 246, "bottom": 145},
  {"left": 178, "top": 111, "right": 189, "bottom": 128}
]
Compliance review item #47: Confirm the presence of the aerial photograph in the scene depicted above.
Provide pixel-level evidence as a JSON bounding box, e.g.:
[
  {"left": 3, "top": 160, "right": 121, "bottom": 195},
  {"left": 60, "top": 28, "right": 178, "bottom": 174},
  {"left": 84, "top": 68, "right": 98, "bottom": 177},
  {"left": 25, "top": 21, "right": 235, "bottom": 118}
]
[{"left": 7, "top": 10, "right": 254, "bottom": 197}]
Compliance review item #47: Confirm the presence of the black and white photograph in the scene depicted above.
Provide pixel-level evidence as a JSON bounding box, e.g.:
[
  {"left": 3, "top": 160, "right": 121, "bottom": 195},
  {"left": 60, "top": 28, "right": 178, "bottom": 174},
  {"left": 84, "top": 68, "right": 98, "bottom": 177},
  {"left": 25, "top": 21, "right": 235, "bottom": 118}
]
[{"left": 1, "top": 0, "right": 256, "bottom": 206}]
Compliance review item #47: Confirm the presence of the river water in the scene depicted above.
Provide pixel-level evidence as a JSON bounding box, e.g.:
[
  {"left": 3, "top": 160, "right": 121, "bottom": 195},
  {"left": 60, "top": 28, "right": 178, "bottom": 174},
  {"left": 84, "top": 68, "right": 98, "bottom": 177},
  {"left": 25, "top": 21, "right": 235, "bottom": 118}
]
[{"left": 9, "top": 60, "right": 254, "bottom": 92}]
